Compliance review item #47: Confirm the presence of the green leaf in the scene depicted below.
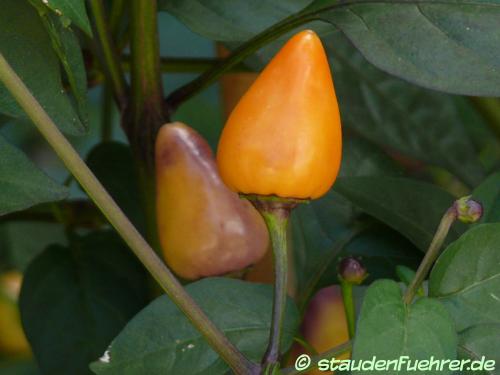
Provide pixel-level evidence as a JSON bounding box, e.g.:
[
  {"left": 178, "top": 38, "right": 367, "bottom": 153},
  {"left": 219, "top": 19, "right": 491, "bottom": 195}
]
[
  {"left": 458, "top": 324, "right": 500, "bottom": 375},
  {"left": 292, "top": 138, "right": 418, "bottom": 305},
  {"left": 318, "top": 1, "right": 500, "bottom": 96},
  {"left": 429, "top": 223, "right": 500, "bottom": 332},
  {"left": 34, "top": 8, "right": 89, "bottom": 128},
  {"left": 35, "top": 0, "right": 92, "bottom": 36},
  {"left": 90, "top": 278, "right": 300, "bottom": 375},
  {"left": 325, "top": 31, "right": 488, "bottom": 187},
  {"left": 0, "top": 135, "right": 68, "bottom": 216},
  {"left": 85, "top": 142, "right": 145, "bottom": 233},
  {"left": 0, "top": 360, "right": 39, "bottom": 375},
  {"left": 0, "top": 221, "right": 66, "bottom": 271},
  {"left": 164, "top": 0, "right": 500, "bottom": 96},
  {"left": 159, "top": 0, "right": 312, "bottom": 41},
  {"left": 472, "top": 172, "right": 500, "bottom": 223},
  {"left": 341, "top": 224, "right": 422, "bottom": 284},
  {"left": 333, "top": 177, "right": 464, "bottom": 251},
  {"left": 0, "top": 0, "right": 86, "bottom": 135},
  {"left": 352, "top": 279, "right": 457, "bottom": 375},
  {"left": 19, "top": 231, "right": 148, "bottom": 375}
]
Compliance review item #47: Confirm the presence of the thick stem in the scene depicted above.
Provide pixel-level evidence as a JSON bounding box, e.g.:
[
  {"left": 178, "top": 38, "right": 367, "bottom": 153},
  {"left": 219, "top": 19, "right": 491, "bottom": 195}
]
[
  {"left": 403, "top": 207, "right": 457, "bottom": 304},
  {"left": 0, "top": 53, "right": 259, "bottom": 375},
  {"left": 88, "top": 0, "right": 128, "bottom": 108},
  {"left": 251, "top": 199, "right": 296, "bottom": 368},
  {"left": 128, "top": 0, "right": 165, "bottom": 167},
  {"left": 340, "top": 280, "right": 356, "bottom": 339}
]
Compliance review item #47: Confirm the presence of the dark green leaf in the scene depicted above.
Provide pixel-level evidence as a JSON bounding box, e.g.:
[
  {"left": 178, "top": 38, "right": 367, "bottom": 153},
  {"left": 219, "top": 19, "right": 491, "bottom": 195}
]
[
  {"left": 34, "top": 8, "right": 88, "bottom": 127},
  {"left": 340, "top": 224, "right": 421, "bottom": 283},
  {"left": 458, "top": 324, "right": 500, "bottom": 375},
  {"left": 34, "top": 0, "right": 92, "bottom": 36},
  {"left": 325, "top": 32, "right": 488, "bottom": 186},
  {"left": 293, "top": 138, "right": 415, "bottom": 305},
  {"left": 318, "top": 1, "right": 500, "bottom": 96},
  {"left": 164, "top": 0, "right": 500, "bottom": 96},
  {"left": 19, "top": 231, "right": 148, "bottom": 375},
  {"left": 0, "top": 0, "right": 85, "bottom": 135},
  {"left": 0, "top": 221, "right": 66, "bottom": 271},
  {"left": 85, "top": 142, "right": 145, "bottom": 233},
  {"left": 0, "top": 360, "right": 39, "bottom": 375},
  {"left": 333, "top": 177, "right": 464, "bottom": 251},
  {"left": 0, "top": 135, "right": 68, "bottom": 216},
  {"left": 159, "top": 0, "right": 312, "bottom": 41},
  {"left": 472, "top": 172, "right": 500, "bottom": 223},
  {"left": 429, "top": 223, "right": 500, "bottom": 331},
  {"left": 352, "top": 279, "right": 457, "bottom": 375},
  {"left": 90, "top": 278, "right": 300, "bottom": 375}
]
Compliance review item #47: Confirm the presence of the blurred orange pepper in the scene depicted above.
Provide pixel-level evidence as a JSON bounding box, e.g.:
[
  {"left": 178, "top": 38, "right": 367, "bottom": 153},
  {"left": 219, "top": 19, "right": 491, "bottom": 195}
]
[
  {"left": 0, "top": 271, "right": 31, "bottom": 357},
  {"left": 290, "top": 286, "right": 350, "bottom": 374},
  {"left": 217, "top": 44, "right": 258, "bottom": 118},
  {"left": 217, "top": 30, "right": 342, "bottom": 200},
  {"left": 155, "top": 122, "right": 269, "bottom": 280}
]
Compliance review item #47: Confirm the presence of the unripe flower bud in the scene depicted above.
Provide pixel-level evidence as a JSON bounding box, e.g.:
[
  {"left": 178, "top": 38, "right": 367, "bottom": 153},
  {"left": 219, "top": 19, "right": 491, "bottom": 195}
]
[
  {"left": 338, "top": 256, "right": 367, "bottom": 285},
  {"left": 454, "top": 196, "right": 483, "bottom": 224}
]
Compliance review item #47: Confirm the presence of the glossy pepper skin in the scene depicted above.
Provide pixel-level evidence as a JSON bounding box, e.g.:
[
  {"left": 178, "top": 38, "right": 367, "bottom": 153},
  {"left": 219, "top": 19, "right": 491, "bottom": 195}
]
[
  {"left": 155, "top": 122, "right": 269, "bottom": 280},
  {"left": 217, "top": 30, "right": 342, "bottom": 199}
]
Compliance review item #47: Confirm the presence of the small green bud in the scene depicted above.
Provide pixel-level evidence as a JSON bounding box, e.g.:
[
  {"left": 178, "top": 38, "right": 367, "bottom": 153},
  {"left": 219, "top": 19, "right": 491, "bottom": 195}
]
[
  {"left": 338, "top": 256, "right": 367, "bottom": 285},
  {"left": 454, "top": 196, "right": 483, "bottom": 223}
]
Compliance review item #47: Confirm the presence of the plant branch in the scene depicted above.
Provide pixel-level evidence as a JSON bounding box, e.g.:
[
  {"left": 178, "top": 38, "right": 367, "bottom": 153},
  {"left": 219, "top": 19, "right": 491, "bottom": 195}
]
[
  {"left": 0, "top": 53, "right": 259, "bottom": 375},
  {"left": 403, "top": 207, "right": 457, "bottom": 304},
  {"left": 124, "top": 0, "right": 166, "bottom": 171},
  {"left": 88, "top": 0, "right": 128, "bottom": 109}
]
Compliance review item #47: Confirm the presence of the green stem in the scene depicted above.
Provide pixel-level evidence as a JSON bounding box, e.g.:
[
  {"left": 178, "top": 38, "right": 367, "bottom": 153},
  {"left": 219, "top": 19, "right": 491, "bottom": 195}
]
[
  {"left": 0, "top": 52, "right": 259, "bottom": 375},
  {"left": 340, "top": 280, "right": 356, "bottom": 339},
  {"left": 124, "top": 56, "right": 251, "bottom": 74},
  {"left": 281, "top": 340, "right": 352, "bottom": 375},
  {"left": 127, "top": 0, "right": 165, "bottom": 168},
  {"left": 88, "top": 0, "right": 128, "bottom": 108},
  {"left": 403, "top": 207, "right": 457, "bottom": 304},
  {"left": 251, "top": 199, "right": 296, "bottom": 368}
]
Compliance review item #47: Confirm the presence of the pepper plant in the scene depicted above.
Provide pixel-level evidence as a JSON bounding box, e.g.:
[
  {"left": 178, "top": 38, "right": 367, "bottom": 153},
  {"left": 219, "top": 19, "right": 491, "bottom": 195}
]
[{"left": 0, "top": 1, "right": 499, "bottom": 375}]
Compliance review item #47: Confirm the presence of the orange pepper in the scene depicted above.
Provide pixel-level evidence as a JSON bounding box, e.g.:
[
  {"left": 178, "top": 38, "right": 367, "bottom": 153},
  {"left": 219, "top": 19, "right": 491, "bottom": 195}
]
[
  {"left": 217, "top": 30, "right": 342, "bottom": 199},
  {"left": 155, "top": 122, "right": 269, "bottom": 280},
  {"left": 289, "top": 286, "right": 350, "bottom": 374}
]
